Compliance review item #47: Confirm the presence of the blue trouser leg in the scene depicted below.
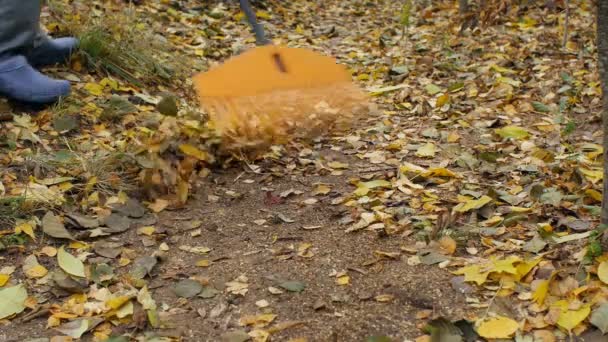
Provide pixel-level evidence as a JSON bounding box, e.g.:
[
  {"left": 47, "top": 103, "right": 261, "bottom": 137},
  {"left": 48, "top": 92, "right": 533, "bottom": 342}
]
[
  {"left": 0, "top": 0, "right": 74, "bottom": 103},
  {"left": 0, "top": 0, "right": 40, "bottom": 58}
]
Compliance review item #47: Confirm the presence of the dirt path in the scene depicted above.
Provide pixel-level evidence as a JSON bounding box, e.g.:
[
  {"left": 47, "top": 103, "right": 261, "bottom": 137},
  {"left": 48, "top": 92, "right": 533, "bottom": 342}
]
[{"left": 145, "top": 152, "right": 468, "bottom": 341}]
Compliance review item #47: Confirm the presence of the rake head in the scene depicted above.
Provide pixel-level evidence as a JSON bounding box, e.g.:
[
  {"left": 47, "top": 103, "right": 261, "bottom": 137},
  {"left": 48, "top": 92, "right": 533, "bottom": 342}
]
[{"left": 193, "top": 45, "right": 368, "bottom": 152}]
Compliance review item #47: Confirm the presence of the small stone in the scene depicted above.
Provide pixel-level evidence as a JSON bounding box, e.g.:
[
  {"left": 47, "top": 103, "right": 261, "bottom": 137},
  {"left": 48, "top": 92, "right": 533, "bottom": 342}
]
[
  {"left": 255, "top": 299, "right": 270, "bottom": 308},
  {"left": 268, "top": 286, "right": 284, "bottom": 295}
]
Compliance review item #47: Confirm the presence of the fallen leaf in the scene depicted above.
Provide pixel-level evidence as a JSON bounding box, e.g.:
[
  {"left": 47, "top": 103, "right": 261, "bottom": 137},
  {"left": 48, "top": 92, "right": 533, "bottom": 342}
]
[
  {"left": 336, "top": 275, "right": 350, "bottom": 286},
  {"left": 590, "top": 303, "right": 608, "bottom": 334},
  {"left": 23, "top": 255, "right": 48, "bottom": 279},
  {"left": 173, "top": 279, "right": 203, "bottom": 298},
  {"left": 14, "top": 221, "right": 36, "bottom": 241},
  {"left": 220, "top": 331, "right": 250, "bottom": 342},
  {"left": 495, "top": 126, "right": 529, "bottom": 139},
  {"left": 416, "top": 143, "right": 437, "bottom": 158},
  {"left": 179, "top": 144, "right": 208, "bottom": 161},
  {"left": 41, "top": 246, "right": 58, "bottom": 257},
  {"left": 374, "top": 294, "right": 394, "bottom": 302},
  {"left": 0, "top": 274, "right": 9, "bottom": 287},
  {"left": 598, "top": 261, "right": 608, "bottom": 284},
  {"left": 42, "top": 212, "right": 73, "bottom": 240},
  {"left": 551, "top": 300, "right": 590, "bottom": 331},
  {"left": 313, "top": 184, "right": 331, "bottom": 195},
  {"left": 0, "top": 285, "right": 28, "bottom": 319},
  {"left": 438, "top": 236, "right": 457, "bottom": 255},
  {"left": 454, "top": 196, "right": 492, "bottom": 213},
  {"left": 57, "top": 246, "right": 86, "bottom": 278},
  {"left": 148, "top": 199, "right": 169, "bottom": 213},
  {"left": 196, "top": 259, "right": 211, "bottom": 267},
  {"left": 354, "top": 180, "right": 391, "bottom": 196},
  {"left": 279, "top": 281, "right": 306, "bottom": 292},
  {"left": 476, "top": 316, "right": 519, "bottom": 339}
]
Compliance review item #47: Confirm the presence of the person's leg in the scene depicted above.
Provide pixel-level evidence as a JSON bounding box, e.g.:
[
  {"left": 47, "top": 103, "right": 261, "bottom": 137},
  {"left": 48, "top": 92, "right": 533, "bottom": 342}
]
[
  {"left": 0, "top": 0, "right": 40, "bottom": 57},
  {"left": 0, "top": 0, "right": 70, "bottom": 104}
]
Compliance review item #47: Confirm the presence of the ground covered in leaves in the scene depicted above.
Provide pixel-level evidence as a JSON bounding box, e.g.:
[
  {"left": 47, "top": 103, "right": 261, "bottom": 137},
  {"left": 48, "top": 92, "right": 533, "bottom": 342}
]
[{"left": 1, "top": 0, "right": 608, "bottom": 341}]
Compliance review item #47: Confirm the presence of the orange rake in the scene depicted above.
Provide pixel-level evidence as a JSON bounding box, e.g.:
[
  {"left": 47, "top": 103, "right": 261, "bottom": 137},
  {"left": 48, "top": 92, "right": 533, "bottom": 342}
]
[{"left": 192, "top": 0, "right": 367, "bottom": 151}]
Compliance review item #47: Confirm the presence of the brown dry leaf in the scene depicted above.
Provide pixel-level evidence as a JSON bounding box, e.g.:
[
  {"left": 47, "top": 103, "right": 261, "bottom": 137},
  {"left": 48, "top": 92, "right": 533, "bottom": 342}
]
[
  {"left": 148, "top": 199, "right": 169, "bottom": 213},
  {"left": 438, "top": 236, "right": 457, "bottom": 255},
  {"left": 374, "top": 294, "right": 394, "bottom": 303},
  {"left": 40, "top": 246, "right": 58, "bottom": 257}
]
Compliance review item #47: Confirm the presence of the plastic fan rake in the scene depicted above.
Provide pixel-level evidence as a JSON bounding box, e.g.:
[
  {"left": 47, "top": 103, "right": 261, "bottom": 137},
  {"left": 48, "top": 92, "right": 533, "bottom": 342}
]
[{"left": 192, "top": 0, "right": 367, "bottom": 150}]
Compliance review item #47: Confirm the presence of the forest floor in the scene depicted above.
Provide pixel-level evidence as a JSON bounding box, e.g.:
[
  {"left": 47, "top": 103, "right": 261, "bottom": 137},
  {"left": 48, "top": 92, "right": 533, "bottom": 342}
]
[{"left": 1, "top": 0, "right": 607, "bottom": 341}]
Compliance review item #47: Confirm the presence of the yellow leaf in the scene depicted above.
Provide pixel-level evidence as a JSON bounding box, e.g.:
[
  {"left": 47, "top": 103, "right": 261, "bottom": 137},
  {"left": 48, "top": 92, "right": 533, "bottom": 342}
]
[
  {"left": 447, "top": 131, "right": 460, "bottom": 143},
  {"left": 196, "top": 259, "right": 211, "bottom": 267},
  {"left": 179, "top": 144, "right": 208, "bottom": 161},
  {"left": 240, "top": 313, "right": 277, "bottom": 328},
  {"left": 297, "top": 243, "right": 314, "bottom": 258},
  {"left": 177, "top": 178, "right": 189, "bottom": 204},
  {"left": 0, "top": 274, "right": 9, "bottom": 286},
  {"left": 84, "top": 82, "right": 104, "bottom": 96},
  {"left": 415, "top": 143, "right": 436, "bottom": 158},
  {"left": 492, "top": 256, "right": 521, "bottom": 274},
  {"left": 454, "top": 265, "right": 490, "bottom": 285},
  {"left": 99, "top": 77, "right": 119, "bottom": 90},
  {"left": 421, "top": 168, "right": 458, "bottom": 178},
  {"left": 14, "top": 221, "right": 36, "bottom": 241},
  {"left": 354, "top": 180, "right": 391, "bottom": 197},
  {"left": 482, "top": 216, "right": 503, "bottom": 227},
  {"left": 256, "top": 10, "right": 271, "bottom": 19},
  {"left": 495, "top": 125, "right": 529, "bottom": 139},
  {"left": 313, "top": 184, "right": 331, "bottom": 195},
  {"left": 491, "top": 64, "right": 517, "bottom": 74},
  {"left": 25, "top": 264, "right": 48, "bottom": 279},
  {"left": 454, "top": 196, "right": 492, "bottom": 213},
  {"left": 579, "top": 168, "right": 603, "bottom": 184},
  {"left": 515, "top": 258, "right": 542, "bottom": 280},
  {"left": 598, "top": 261, "right": 608, "bottom": 284},
  {"left": 532, "top": 279, "right": 550, "bottom": 305},
  {"left": 328, "top": 161, "right": 349, "bottom": 169},
  {"left": 85, "top": 176, "right": 98, "bottom": 193},
  {"left": 476, "top": 316, "right": 519, "bottom": 339},
  {"left": 374, "top": 294, "right": 394, "bottom": 302},
  {"left": 118, "top": 258, "right": 131, "bottom": 267},
  {"left": 336, "top": 275, "right": 350, "bottom": 286},
  {"left": 551, "top": 300, "right": 591, "bottom": 331},
  {"left": 509, "top": 206, "right": 532, "bottom": 213},
  {"left": 137, "top": 226, "right": 156, "bottom": 236},
  {"left": 68, "top": 241, "right": 89, "bottom": 250},
  {"left": 106, "top": 296, "right": 132, "bottom": 310},
  {"left": 436, "top": 93, "right": 450, "bottom": 107},
  {"left": 585, "top": 189, "right": 602, "bottom": 202},
  {"left": 47, "top": 315, "right": 62, "bottom": 328},
  {"left": 357, "top": 73, "right": 370, "bottom": 81}
]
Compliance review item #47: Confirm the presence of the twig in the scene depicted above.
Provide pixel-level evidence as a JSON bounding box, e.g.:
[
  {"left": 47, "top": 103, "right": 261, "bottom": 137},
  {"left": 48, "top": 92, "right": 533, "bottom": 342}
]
[
  {"left": 481, "top": 280, "right": 503, "bottom": 320},
  {"left": 18, "top": 304, "right": 51, "bottom": 323},
  {"left": 357, "top": 166, "right": 396, "bottom": 173},
  {"left": 562, "top": 0, "right": 570, "bottom": 49}
]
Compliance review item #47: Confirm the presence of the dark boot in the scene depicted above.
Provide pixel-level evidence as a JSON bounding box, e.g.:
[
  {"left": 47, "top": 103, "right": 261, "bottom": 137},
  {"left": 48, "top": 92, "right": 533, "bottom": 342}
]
[
  {"left": 27, "top": 35, "right": 79, "bottom": 67},
  {"left": 0, "top": 55, "right": 70, "bottom": 104}
]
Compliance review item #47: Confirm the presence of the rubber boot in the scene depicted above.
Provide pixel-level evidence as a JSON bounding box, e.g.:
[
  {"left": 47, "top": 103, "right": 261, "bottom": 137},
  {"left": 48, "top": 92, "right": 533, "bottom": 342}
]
[
  {"left": 27, "top": 34, "right": 79, "bottom": 67},
  {"left": 0, "top": 55, "right": 70, "bottom": 104}
]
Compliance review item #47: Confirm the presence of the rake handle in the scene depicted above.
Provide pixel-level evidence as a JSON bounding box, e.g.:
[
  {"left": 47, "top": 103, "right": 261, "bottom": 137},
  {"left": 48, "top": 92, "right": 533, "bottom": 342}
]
[{"left": 239, "top": 0, "right": 271, "bottom": 45}]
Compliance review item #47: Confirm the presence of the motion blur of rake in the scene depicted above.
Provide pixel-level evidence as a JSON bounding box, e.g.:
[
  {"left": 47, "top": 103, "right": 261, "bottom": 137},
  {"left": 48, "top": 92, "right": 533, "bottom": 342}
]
[{"left": 192, "top": 0, "right": 368, "bottom": 152}]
